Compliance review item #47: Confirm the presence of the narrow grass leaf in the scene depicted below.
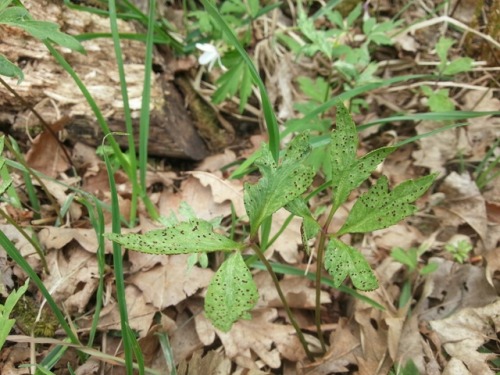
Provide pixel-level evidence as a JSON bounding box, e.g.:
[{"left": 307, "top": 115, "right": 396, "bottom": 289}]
[
  {"left": 324, "top": 238, "right": 378, "bottom": 291},
  {"left": 205, "top": 252, "right": 259, "bottom": 332},
  {"left": 244, "top": 132, "right": 315, "bottom": 234},
  {"left": 338, "top": 174, "right": 436, "bottom": 235},
  {"left": 105, "top": 219, "right": 242, "bottom": 254}
]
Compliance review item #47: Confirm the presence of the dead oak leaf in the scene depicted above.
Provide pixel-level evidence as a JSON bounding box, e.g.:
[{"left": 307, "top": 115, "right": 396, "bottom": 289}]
[
  {"left": 434, "top": 172, "right": 487, "bottom": 242},
  {"left": 43, "top": 244, "right": 99, "bottom": 314},
  {"left": 128, "top": 254, "right": 213, "bottom": 310},
  {"left": 94, "top": 285, "right": 156, "bottom": 337},
  {"left": 430, "top": 299, "right": 500, "bottom": 375},
  {"left": 195, "top": 308, "right": 307, "bottom": 369},
  {"left": 25, "top": 118, "right": 70, "bottom": 178},
  {"left": 255, "top": 272, "right": 331, "bottom": 309},
  {"left": 187, "top": 171, "right": 246, "bottom": 218}
]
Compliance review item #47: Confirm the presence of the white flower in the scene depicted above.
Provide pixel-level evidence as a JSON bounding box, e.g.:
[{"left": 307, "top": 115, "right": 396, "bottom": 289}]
[{"left": 195, "top": 43, "right": 227, "bottom": 71}]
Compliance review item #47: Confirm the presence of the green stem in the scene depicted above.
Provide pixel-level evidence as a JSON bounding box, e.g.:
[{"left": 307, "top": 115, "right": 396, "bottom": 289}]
[
  {"left": 314, "top": 204, "right": 337, "bottom": 353},
  {"left": 250, "top": 243, "right": 315, "bottom": 362}
]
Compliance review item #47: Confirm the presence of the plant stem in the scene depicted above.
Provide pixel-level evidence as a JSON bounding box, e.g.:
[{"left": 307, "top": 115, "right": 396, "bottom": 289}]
[
  {"left": 250, "top": 243, "right": 315, "bottom": 362},
  {"left": 314, "top": 204, "right": 337, "bottom": 353}
]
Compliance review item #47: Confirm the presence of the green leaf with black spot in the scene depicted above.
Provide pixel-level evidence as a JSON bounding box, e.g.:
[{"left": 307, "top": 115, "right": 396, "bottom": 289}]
[
  {"left": 332, "top": 146, "right": 395, "bottom": 211},
  {"left": 338, "top": 174, "right": 436, "bottom": 235},
  {"left": 244, "top": 132, "right": 315, "bottom": 235},
  {"left": 324, "top": 238, "right": 378, "bottom": 291},
  {"left": 330, "top": 101, "right": 358, "bottom": 177},
  {"left": 104, "top": 219, "right": 242, "bottom": 255},
  {"left": 205, "top": 252, "right": 258, "bottom": 332},
  {"left": 329, "top": 101, "right": 395, "bottom": 211}
]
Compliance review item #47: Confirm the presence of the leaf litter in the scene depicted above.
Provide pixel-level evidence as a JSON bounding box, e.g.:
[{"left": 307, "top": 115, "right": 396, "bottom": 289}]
[{"left": 1, "top": 1, "right": 500, "bottom": 374}]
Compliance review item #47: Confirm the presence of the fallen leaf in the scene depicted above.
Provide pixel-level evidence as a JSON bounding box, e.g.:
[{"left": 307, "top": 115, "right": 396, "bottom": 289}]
[
  {"left": 196, "top": 149, "right": 237, "bottom": 172},
  {"left": 419, "top": 258, "right": 498, "bottom": 321},
  {"left": 430, "top": 299, "right": 500, "bottom": 375},
  {"left": 43, "top": 244, "right": 99, "bottom": 314},
  {"left": 95, "top": 285, "right": 157, "bottom": 337},
  {"left": 128, "top": 255, "right": 213, "bottom": 310},
  {"left": 194, "top": 308, "right": 308, "bottom": 369},
  {"left": 434, "top": 172, "right": 488, "bottom": 242},
  {"left": 255, "top": 272, "right": 331, "bottom": 309},
  {"left": 25, "top": 118, "right": 71, "bottom": 178},
  {"left": 187, "top": 171, "right": 246, "bottom": 217},
  {"left": 412, "top": 121, "right": 467, "bottom": 175}
]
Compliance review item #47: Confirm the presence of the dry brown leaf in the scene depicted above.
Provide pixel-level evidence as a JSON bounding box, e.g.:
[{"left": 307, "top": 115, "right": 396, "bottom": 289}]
[
  {"left": 25, "top": 119, "right": 70, "bottom": 178},
  {"left": 355, "top": 310, "right": 393, "bottom": 375},
  {"left": 158, "top": 173, "right": 242, "bottom": 220},
  {"left": 38, "top": 227, "right": 100, "bottom": 253},
  {"left": 419, "top": 258, "right": 498, "bottom": 321},
  {"left": 194, "top": 308, "right": 307, "bottom": 369},
  {"left": 196, "top": 149, "right": 237, "bottom": 172},
  {"left": 268, "top": 208, "right": 303, "bottom": 264},
  {"left": 128, "top": 254, "right": 213, "bottom": 310},
  {"left": 412, "top": 121, "right": 467, "bottom": 175},
  {"left": 36, "top": 178, "right": 83, "bottom": 221},
  {"left": 169, "top": 308, "right": 205, "bottom": 367},
  {"left": 301, "top": 318, "right": 360, "bottom": 374},
  {"left": 434, "top": 172, "right": 488, "bottom": 241},
  {"left": 187, "top": 171, "right": 246, "bottom": 217},
  {"left": 0, "top": 224, "right": 40, "bottom": 270},
  {"left": 430, "top": 299, "right": 500, "bottom": 375},
  {"left": 43, "top": 244, "right": 99, "bottom": 314},
  {"left": 96, "top": 285, "right": 156, "bottom": 337},
  {"left": 177, "top": 349, "right": 231, "bottom": 375},
  {"left": 255, "top": 272, "right": 331, "bottom": 309},
  {"left": 372, "top": 222, "right": 424, "bottom": 251}
]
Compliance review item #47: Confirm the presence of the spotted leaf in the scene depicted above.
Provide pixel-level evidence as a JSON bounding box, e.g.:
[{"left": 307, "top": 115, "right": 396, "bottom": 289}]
[
  {"left": 329, "top": 102, "right": 395, "bottom": 211},
  {"left": 104, "top": 219, "right": 242, "bottom": 255},
  {"left": 338, "top": 174, "right": 436, "bottom": 235},
  {"left": 324, "top": 238, "right": 378, "bottom": 291},
  {"left": 205, "top": 252, "right": 259, "bottom": 332},
  {"left": 244, "top": 132, "right": 315, "bottom": 235}
]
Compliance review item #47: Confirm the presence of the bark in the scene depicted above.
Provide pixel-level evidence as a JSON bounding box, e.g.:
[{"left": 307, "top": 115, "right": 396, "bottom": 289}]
[{"left": 0, "top": 0, "right": 228, "bottom": 159}]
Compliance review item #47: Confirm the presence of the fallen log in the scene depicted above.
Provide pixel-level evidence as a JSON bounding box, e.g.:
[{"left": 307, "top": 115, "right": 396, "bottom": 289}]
[{"left": 0, "top": 1, "right": 231, "bottom": 160}]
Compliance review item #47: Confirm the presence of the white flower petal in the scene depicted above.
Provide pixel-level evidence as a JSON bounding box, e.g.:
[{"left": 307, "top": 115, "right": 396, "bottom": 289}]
[
  {"left": 196, "top": 43, "right": 216, "bottom": 53},
  {"left": 199, "top": 51, "right": 217, "bottom": 65}
]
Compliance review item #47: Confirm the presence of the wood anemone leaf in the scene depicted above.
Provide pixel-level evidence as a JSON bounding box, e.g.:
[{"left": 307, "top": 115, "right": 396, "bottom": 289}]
[
  {"left": 205, "top": 252, "right": 259, "bottom": 332},
  {"left": 244, "top": 132, "right": 315, "bottom": 235},
  {"left": 324, "top": 238, "right": 378, "bottom": 291},
  {"left": 104, "top": 219, "right": 242, "bottom": 255},
  {"left": 338, "top": 173, "right": 436, "bottom": 235}
]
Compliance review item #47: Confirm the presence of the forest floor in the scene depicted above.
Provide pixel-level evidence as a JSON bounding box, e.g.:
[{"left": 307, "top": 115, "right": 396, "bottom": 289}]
[{"left": 0, "top": 0, "right": 499, "bottom": 374}]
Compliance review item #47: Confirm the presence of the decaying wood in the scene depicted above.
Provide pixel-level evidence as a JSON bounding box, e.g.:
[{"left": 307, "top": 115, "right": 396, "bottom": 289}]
[{"left": 0, "top": 1, "right": 228, "bottom": 159}]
